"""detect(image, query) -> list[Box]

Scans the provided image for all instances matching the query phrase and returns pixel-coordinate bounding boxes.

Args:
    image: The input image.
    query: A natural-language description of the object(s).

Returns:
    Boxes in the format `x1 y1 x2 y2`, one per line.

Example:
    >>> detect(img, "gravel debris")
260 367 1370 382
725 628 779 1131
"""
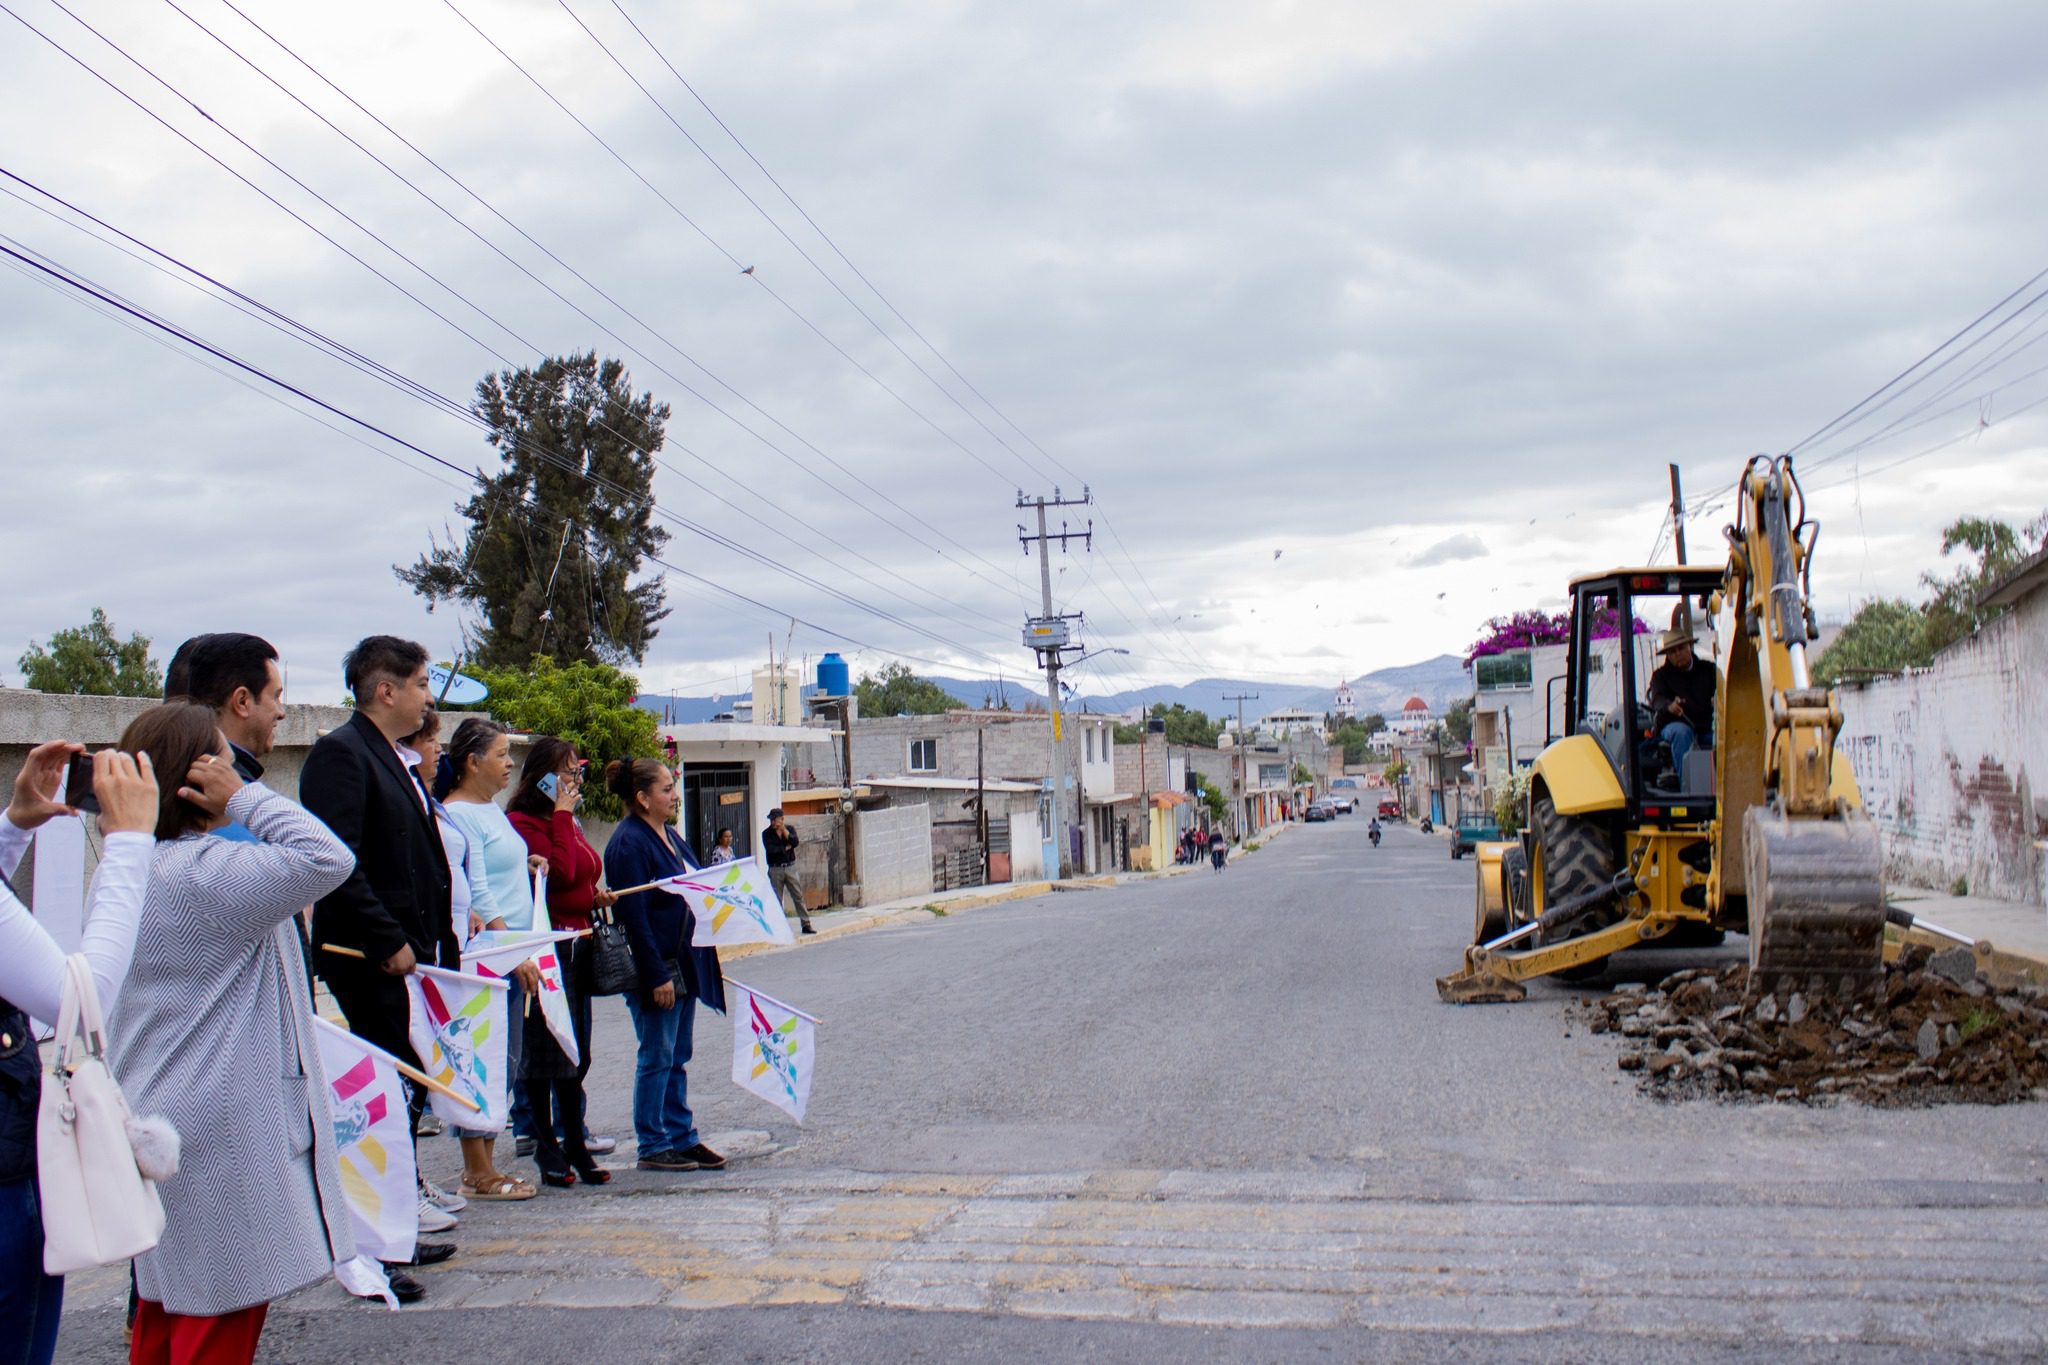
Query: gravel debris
1580 944 2048 1106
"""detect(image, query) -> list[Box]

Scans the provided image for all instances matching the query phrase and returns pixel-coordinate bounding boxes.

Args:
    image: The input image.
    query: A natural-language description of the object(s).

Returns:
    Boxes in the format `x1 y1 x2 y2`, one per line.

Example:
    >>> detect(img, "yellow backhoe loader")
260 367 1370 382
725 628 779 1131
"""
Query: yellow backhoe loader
1438 455 1894 1004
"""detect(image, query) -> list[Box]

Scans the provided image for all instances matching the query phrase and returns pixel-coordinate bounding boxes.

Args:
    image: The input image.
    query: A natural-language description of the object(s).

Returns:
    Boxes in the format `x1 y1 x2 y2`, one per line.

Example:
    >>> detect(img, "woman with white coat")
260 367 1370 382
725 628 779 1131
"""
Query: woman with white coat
0 741 159 1365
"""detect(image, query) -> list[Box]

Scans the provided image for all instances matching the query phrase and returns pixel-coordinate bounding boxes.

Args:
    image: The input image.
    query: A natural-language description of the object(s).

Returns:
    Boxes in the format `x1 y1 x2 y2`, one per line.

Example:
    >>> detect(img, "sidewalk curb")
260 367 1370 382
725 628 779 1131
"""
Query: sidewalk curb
718 864 1197 964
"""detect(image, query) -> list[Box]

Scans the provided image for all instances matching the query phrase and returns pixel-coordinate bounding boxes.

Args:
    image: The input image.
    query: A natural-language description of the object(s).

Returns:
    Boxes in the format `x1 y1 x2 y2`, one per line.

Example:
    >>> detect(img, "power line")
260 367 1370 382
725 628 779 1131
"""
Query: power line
121 0 1032 613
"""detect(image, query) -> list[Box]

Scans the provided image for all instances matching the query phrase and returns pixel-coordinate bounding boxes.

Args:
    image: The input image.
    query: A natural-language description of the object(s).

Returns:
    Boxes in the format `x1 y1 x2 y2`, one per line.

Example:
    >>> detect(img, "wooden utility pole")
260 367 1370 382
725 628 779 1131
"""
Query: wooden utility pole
1018 489 1092 877
977 726 989 884
1667 462 1689 565
1224 692 1259 842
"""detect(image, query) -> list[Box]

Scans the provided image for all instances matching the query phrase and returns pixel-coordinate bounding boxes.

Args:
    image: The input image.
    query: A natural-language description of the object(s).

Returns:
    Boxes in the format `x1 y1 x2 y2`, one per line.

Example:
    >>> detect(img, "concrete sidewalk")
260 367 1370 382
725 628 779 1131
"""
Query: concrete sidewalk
1887 886 2048 963
721 828 1287 965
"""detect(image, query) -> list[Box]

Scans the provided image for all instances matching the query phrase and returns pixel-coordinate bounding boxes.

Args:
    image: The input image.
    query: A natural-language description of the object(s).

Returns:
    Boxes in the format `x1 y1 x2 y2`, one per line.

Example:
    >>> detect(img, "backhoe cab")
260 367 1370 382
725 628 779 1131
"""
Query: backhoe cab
1439 457 1885 1004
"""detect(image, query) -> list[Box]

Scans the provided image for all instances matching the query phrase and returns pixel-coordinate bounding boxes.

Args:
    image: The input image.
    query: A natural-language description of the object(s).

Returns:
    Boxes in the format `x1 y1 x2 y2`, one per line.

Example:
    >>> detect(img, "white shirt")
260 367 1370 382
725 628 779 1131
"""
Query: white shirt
0 814 152 1024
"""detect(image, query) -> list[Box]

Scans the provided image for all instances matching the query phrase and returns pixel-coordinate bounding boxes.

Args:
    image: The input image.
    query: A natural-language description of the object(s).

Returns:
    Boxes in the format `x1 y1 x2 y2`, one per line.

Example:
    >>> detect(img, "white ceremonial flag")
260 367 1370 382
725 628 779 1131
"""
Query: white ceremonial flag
527 872 580 1067
405 963 510 1132
310 1017 417 1268
654 856 797 947
462 929 580 980
727 979 818 1123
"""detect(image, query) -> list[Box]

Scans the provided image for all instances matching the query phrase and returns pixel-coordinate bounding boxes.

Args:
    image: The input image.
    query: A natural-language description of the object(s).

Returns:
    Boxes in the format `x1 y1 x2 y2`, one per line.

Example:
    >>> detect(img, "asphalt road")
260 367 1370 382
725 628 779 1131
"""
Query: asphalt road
57 818 2048 1360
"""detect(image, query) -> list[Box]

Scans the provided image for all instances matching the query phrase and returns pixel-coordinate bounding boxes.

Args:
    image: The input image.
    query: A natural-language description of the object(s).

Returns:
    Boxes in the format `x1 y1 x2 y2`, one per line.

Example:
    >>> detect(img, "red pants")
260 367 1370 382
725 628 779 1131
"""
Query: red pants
130 1299 269 1365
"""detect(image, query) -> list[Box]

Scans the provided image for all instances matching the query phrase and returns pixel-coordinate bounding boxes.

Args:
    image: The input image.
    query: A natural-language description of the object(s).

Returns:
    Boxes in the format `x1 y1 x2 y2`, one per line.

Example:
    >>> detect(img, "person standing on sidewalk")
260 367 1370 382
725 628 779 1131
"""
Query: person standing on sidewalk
762 808 813 935
603 760 726 1174
299 636 460 1279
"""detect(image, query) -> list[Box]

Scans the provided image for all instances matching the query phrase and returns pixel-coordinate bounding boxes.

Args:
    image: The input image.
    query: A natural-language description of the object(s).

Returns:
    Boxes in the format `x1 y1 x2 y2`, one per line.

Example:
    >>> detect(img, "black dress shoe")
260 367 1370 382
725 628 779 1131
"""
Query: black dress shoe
384 1269 426 1304
386 1241 457 1268
678 1142 726 1170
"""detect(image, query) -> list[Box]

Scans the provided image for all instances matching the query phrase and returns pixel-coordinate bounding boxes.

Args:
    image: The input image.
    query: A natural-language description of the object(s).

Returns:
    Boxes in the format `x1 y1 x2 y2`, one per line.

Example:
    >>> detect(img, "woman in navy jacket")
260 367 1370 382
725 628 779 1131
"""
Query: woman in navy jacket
602 759 727 1173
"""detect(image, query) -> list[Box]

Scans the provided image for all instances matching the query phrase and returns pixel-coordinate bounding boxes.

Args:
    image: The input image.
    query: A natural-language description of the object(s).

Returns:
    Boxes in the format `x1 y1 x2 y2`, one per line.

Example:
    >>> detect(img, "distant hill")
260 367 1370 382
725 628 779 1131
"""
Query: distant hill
636 654 1472 726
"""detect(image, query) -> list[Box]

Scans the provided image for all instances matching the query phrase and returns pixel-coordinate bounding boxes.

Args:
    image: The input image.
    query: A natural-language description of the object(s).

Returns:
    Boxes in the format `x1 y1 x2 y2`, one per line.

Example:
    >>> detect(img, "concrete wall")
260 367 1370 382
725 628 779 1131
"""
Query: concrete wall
1838 588 2048 904
849 803 933 906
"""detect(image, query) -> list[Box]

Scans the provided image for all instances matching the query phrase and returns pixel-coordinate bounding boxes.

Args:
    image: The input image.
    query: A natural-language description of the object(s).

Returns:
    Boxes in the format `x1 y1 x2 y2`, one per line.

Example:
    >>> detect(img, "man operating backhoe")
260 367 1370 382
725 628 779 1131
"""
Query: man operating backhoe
1646 628 1715 782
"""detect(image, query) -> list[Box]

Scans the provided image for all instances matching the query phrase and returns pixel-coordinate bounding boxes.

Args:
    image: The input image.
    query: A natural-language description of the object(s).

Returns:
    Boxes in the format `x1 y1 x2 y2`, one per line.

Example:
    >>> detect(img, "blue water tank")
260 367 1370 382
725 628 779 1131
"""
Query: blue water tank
816 651 850 699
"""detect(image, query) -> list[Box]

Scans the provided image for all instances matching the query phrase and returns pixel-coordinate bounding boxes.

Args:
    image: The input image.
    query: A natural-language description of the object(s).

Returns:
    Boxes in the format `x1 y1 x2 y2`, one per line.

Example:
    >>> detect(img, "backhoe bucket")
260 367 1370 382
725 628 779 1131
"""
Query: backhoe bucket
1435 947 1528 1004
1745 808 1886 983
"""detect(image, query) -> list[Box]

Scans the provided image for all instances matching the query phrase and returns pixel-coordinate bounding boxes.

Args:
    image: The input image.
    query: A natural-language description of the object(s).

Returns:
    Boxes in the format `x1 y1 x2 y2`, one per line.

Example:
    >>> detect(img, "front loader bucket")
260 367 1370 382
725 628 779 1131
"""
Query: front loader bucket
1436 947 1528 1004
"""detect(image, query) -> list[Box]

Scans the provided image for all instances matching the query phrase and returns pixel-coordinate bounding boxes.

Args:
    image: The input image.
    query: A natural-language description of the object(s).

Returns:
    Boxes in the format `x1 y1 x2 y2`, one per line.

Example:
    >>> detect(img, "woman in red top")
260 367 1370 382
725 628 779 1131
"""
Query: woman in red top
507 738 614 1187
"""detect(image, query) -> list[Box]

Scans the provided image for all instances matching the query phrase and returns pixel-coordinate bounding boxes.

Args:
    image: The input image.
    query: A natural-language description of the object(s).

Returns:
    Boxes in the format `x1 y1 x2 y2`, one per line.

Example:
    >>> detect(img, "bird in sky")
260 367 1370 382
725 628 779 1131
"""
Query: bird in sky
739 265 756 275
1273 550 1283 560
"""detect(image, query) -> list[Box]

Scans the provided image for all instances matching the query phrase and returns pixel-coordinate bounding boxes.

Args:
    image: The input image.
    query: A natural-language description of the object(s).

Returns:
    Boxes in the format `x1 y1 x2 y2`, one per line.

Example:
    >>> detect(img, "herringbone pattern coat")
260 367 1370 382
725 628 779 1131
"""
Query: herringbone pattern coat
110 784 357 1316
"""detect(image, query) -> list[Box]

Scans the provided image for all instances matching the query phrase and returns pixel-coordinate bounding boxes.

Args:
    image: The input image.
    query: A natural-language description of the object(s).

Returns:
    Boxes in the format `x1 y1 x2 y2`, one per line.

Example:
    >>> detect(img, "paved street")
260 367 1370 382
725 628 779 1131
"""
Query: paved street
60 819 2048 1360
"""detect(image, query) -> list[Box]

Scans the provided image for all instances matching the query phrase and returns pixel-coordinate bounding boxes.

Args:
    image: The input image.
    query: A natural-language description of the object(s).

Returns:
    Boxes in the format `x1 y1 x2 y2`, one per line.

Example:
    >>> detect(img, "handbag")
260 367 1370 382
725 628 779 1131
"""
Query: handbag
37 955 172 1275
587 905 640 996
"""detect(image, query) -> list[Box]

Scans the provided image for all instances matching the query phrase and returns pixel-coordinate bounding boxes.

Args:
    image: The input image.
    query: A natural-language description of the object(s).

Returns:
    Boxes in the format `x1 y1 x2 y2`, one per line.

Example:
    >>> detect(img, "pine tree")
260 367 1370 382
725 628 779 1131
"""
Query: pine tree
398 353 671 667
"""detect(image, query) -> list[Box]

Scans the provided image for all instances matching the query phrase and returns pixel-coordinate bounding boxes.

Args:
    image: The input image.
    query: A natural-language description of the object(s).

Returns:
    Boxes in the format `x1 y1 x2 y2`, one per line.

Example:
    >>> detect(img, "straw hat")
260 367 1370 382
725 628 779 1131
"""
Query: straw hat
1657 628 1697 656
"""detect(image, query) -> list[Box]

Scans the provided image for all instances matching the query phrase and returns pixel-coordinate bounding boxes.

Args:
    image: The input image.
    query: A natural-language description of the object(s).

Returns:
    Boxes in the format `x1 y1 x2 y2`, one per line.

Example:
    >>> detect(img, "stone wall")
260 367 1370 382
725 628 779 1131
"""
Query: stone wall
848 803 933 906
1838 586 2048 904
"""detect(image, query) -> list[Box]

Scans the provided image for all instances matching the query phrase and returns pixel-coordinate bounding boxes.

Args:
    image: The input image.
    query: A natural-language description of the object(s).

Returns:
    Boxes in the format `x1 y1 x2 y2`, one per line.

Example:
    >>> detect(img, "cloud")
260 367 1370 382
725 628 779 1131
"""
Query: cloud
1405 535 1490 568
2 0 2046 701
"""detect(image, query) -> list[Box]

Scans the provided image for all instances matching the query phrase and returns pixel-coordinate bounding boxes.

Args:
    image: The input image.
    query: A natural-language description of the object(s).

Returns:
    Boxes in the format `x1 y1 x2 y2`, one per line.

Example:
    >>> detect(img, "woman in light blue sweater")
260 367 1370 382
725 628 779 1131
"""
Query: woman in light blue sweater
438 718 544 1199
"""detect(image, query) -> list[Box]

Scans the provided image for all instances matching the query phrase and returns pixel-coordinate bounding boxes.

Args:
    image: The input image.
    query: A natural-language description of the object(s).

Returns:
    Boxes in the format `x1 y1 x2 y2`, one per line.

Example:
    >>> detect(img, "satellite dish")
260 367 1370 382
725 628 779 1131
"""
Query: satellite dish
428 665 489 706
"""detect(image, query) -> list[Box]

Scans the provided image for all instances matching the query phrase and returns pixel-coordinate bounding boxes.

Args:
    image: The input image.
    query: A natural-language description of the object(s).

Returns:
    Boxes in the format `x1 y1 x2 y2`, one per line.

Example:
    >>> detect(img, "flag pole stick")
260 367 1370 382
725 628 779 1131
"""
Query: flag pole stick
322 944 368 960
389 1056 483 1114
721 976 824 1025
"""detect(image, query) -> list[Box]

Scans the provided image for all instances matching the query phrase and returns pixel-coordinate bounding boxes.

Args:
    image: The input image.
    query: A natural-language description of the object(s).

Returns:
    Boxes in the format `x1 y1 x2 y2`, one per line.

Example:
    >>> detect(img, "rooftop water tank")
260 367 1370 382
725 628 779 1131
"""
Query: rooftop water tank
816 651 850 699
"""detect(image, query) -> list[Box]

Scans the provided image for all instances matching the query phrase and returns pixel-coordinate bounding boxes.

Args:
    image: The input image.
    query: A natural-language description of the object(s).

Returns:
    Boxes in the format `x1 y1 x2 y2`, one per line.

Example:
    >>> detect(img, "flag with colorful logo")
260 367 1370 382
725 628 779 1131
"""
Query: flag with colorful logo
727 979 818 1123
654 856 796 947
310 1016 416 1267
405 963 509 1131
526 871 580 1067
462 928 580 981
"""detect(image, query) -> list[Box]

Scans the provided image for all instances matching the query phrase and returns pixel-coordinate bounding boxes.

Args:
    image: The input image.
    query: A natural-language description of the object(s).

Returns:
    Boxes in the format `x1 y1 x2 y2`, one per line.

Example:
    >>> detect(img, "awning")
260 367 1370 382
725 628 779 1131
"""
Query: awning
1085 791 1138 806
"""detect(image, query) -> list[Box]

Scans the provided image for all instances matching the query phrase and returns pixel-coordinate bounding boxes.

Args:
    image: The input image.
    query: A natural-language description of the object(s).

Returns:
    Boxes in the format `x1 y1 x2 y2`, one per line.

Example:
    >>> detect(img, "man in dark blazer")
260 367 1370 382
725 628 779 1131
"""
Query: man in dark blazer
300 636 456 1071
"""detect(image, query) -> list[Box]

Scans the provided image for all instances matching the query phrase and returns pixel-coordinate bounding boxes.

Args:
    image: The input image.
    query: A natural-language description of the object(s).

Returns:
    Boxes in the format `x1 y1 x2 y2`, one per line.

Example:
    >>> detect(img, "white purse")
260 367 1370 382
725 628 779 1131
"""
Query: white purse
36 955 173 1275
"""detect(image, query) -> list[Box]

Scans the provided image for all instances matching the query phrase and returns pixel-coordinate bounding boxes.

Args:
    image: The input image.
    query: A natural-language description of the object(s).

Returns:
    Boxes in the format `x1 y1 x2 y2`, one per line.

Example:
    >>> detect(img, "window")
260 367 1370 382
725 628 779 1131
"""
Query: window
908 738 937 772
1475 651 1533 692
1085 728 1095 761
1038 788 1053 839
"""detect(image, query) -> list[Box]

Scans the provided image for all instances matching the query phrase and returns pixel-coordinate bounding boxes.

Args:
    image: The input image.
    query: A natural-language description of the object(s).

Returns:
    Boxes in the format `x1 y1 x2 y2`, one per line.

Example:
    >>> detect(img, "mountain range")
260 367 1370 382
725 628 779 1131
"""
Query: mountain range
636 654 1472 725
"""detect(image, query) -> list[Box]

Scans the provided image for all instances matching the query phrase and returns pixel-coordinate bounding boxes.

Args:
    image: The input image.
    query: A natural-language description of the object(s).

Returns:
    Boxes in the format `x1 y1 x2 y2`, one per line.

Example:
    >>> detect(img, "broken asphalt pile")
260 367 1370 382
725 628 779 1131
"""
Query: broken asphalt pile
1583 944 2048 1105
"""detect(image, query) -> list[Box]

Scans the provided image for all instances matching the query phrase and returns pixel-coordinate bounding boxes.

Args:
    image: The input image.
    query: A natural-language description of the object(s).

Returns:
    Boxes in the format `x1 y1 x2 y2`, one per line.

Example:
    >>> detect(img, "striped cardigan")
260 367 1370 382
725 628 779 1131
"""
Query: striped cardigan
109 784 357 1316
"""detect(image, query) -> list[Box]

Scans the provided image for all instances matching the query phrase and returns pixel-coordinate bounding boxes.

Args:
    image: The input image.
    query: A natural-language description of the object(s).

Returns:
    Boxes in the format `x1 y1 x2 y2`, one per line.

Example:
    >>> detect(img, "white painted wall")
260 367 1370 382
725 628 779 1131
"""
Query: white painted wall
1008 809 1046 882
1838 588 2047 904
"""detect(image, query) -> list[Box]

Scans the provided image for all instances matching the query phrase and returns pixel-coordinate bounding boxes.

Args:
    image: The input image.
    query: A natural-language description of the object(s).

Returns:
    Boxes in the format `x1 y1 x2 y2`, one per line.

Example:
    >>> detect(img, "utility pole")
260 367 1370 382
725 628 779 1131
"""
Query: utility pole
1018 488 1092 877
1667 462 1689 565
1224 692 1258 842
977 726 989 885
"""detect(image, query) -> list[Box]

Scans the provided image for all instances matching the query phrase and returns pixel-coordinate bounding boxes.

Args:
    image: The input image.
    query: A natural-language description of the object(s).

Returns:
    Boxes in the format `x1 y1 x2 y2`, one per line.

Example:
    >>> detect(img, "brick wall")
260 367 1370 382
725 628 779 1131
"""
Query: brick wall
1838 588 2048 904
850 803 933 905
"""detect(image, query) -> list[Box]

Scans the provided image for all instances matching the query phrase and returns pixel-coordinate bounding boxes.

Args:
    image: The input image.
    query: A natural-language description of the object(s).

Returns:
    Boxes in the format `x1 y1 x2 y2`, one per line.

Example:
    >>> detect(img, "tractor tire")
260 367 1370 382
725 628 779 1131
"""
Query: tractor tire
1534 795 1618 980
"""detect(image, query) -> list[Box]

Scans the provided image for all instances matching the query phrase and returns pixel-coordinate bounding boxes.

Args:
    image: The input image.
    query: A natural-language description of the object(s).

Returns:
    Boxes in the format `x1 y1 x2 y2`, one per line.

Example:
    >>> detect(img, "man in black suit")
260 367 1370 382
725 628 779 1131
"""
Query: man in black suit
300 636 458 1286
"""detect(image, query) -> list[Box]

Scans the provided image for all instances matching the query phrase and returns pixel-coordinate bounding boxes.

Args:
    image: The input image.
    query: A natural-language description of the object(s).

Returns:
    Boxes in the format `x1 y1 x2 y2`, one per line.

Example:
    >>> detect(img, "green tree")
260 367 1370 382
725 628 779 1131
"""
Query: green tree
1329 712 1386 765
1813 598 1934 684
398 353 671 668
1142 702 1221 747
1919 513 2046 653
1442 698 1473 745
19 608 162 697
1194 774 1228 825
1383 757 1409 786
463 656 659 820
855 662 965 717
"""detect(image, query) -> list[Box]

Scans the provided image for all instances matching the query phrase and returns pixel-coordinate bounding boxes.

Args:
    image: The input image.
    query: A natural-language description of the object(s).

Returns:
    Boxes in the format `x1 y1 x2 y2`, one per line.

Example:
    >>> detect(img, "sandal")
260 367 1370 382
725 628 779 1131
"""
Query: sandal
459 1174 538 1201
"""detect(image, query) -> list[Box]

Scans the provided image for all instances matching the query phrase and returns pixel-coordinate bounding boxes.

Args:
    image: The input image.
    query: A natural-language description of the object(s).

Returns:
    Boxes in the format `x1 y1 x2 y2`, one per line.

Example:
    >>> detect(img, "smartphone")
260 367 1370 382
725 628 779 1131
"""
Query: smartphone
65 752 99 814
538 772 560 801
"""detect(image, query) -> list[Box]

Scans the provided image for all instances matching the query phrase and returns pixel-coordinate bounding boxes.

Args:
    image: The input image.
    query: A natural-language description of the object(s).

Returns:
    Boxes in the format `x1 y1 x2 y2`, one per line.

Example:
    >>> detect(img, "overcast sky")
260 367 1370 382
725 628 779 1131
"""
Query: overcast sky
4 0 2046 707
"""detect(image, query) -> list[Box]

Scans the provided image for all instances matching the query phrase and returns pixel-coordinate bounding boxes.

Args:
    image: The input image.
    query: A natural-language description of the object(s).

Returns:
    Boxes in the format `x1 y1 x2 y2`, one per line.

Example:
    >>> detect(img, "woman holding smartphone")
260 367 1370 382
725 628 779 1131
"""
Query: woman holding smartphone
505 739 613 1188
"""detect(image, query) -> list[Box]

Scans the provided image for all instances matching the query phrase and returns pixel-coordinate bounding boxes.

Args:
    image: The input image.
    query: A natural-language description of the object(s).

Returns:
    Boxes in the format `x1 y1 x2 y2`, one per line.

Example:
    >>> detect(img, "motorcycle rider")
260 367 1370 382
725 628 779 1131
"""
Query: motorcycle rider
1367 817 1381 847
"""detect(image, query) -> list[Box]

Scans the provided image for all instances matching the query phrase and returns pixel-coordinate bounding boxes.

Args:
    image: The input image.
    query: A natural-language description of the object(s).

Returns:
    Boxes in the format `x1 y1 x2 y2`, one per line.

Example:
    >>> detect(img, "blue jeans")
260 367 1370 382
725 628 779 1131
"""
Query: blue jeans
0 1176 61 1365
623 993 698 1155
1661 720 1700 775
457 975 523 1140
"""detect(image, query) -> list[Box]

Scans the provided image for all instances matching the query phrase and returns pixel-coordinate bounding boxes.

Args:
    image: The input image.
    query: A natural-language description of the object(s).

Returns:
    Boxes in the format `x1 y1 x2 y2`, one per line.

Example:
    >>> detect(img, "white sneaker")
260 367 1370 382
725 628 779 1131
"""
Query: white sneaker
416 1194 457 1234
417 1112 445 1137
420 1178 467 1214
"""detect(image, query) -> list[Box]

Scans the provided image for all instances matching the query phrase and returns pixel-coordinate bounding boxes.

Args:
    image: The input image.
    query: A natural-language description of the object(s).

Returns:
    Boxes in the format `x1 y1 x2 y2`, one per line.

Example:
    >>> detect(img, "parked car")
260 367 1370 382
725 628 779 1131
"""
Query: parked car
1331 796 1355 814
1304 801 1335 823
1451 811 1503 859
1377 798 1402 820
